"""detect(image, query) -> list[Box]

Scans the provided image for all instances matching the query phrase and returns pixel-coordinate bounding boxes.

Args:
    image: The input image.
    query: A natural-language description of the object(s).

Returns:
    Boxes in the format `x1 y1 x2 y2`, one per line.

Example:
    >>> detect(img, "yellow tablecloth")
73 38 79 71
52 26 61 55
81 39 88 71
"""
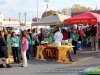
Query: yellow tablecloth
36 45 74 64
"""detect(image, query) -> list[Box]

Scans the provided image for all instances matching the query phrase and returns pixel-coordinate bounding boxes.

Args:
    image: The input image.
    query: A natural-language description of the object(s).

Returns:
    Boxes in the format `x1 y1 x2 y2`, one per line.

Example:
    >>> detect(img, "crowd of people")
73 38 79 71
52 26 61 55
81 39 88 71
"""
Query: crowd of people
0 25 97 68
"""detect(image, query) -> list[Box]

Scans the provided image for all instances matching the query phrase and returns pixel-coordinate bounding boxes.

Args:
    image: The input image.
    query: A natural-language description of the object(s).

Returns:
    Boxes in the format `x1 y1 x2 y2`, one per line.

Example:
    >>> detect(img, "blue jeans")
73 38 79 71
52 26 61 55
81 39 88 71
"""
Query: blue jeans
28 45 32 55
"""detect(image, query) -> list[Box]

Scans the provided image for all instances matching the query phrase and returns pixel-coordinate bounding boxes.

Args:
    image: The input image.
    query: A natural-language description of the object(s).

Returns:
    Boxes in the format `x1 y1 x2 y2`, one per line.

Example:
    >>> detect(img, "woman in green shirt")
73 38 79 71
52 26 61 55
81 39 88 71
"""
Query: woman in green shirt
70 30 79 55
10 32 20 63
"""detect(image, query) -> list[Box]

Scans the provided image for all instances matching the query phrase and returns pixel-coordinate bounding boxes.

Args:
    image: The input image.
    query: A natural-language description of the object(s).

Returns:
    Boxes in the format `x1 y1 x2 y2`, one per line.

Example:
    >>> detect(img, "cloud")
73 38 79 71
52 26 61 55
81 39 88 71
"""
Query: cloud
0 0 100 21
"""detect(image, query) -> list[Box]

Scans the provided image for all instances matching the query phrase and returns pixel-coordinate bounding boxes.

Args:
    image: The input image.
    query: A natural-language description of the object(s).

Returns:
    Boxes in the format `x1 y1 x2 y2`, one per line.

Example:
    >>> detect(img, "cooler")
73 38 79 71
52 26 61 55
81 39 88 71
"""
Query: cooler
77 41 82 49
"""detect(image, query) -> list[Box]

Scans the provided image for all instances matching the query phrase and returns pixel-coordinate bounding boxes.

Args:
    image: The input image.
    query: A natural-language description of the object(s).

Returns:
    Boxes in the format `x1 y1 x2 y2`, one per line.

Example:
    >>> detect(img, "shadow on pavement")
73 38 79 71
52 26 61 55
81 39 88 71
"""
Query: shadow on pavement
71 50 99 62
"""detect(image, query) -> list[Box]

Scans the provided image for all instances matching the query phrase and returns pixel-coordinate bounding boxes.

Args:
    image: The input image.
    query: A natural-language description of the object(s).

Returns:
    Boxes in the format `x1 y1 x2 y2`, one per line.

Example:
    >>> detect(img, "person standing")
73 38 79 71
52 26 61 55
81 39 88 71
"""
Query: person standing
27 29 33 57
32 28 39 58
7 30 12 55
67 29 71 39
20 31 28 67
85 28 91 47
0 31 12 68
54 27 63 41
38 28 44 43
61 29 68 40
70 30 79 55
78 27 84 49
27 29 32 40
43 30 48 38
3 28 8 41
90 25 97 51
10 32 20 64
24 30 32 60
48 29 54 41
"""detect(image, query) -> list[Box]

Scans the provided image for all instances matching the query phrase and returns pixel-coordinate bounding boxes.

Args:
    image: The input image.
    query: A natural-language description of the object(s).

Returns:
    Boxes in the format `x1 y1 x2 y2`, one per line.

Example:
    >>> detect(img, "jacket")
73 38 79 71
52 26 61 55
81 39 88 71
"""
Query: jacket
38 33 44 42
20 37 28 52
4 34 8 41
10 36 19 47
0 37 7 51
28 35 32 45
70 33 79 42
54 31 63 41
90 26 97 36
20 35 32 45
28 33 32 40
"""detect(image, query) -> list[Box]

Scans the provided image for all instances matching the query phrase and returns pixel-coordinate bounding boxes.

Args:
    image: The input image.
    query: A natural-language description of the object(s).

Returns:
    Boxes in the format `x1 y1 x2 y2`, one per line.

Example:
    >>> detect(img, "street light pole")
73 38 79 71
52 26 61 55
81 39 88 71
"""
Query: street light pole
24 13 27 28
44 0 49 17
36 0 38 28
37 0 38 19
19 13 21 27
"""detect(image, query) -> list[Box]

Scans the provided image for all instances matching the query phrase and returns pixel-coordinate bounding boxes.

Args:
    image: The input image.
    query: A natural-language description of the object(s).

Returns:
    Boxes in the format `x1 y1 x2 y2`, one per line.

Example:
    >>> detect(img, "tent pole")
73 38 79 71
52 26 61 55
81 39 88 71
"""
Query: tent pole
63 24 64 28
31 23 32 30
97 22 99 54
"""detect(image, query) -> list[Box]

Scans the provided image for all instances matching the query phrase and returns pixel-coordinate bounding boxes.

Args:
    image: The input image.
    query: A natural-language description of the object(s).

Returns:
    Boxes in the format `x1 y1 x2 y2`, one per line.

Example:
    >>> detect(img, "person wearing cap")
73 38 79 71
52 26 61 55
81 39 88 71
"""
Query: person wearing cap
70 30 79 55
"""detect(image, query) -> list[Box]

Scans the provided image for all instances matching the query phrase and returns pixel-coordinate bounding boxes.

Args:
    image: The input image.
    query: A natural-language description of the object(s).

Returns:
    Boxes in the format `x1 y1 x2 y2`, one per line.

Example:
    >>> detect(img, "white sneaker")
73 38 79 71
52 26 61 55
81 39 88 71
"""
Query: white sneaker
78 48 82 50
21 65 27 67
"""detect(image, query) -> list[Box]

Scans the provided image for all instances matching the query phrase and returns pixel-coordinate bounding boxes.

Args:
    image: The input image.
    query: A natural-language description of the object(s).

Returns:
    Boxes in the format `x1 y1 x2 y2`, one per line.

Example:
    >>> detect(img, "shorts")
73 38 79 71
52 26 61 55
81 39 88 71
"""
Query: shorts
0 50 8 58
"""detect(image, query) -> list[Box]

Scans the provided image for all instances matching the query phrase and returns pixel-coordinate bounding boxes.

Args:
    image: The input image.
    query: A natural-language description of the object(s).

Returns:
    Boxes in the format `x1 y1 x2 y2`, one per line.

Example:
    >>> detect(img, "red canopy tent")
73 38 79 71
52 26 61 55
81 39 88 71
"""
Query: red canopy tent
63 12 100 53
63 12 100 24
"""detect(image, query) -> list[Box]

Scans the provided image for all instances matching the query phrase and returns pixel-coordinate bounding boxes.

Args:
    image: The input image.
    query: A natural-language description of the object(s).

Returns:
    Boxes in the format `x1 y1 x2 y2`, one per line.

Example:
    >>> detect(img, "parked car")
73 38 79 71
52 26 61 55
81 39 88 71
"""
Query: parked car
5 27 13 30
12 28 20 35
0 26 3 31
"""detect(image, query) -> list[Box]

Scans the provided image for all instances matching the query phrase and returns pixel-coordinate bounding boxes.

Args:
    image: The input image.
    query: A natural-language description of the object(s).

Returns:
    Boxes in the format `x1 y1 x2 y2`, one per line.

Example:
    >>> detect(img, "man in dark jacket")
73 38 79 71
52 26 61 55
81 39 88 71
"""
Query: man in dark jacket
90 25 97 51
38 28 44 43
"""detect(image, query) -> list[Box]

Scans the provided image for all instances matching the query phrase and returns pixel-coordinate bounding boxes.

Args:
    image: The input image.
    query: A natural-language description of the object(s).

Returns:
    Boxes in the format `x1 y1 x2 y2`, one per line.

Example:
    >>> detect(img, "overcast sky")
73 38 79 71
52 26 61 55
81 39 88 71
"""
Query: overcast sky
0 0 99 21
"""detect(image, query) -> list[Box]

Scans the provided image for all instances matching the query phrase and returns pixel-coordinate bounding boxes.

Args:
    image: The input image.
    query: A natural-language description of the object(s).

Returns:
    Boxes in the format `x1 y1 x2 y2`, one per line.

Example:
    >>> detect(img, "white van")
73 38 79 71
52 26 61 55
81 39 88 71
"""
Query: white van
12 28 20 35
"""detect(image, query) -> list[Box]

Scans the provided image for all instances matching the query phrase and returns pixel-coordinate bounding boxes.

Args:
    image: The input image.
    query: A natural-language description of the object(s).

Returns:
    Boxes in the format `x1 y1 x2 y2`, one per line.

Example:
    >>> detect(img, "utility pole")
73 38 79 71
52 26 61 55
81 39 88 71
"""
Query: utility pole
44 0 49 17
36 0 38 28
19 13 21 27
24 13 27 28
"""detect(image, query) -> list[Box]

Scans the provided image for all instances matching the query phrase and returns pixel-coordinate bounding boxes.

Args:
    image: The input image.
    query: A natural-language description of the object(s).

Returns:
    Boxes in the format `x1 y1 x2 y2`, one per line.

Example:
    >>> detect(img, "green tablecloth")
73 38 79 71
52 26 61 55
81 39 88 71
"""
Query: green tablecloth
44 38 53 43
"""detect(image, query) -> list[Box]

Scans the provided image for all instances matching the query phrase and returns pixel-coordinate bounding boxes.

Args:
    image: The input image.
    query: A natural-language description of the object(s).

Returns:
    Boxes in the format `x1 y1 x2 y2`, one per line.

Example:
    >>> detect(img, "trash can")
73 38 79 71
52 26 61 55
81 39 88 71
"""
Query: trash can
77 41 82 49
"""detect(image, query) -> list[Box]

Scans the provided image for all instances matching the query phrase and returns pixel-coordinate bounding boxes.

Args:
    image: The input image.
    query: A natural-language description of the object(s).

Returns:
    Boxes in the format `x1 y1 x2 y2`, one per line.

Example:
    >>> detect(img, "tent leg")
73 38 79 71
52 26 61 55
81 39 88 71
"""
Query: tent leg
97 23 100 54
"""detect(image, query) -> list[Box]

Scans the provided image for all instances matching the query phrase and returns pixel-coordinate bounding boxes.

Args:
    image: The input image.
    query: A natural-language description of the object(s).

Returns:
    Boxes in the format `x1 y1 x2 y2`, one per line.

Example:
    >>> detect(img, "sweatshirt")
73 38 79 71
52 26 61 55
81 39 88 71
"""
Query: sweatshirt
20 37 28 52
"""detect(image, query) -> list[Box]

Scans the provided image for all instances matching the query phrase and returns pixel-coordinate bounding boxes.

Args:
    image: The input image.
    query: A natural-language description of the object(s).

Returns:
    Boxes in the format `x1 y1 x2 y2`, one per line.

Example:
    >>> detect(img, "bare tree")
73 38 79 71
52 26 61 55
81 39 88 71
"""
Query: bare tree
61 8 67 15
70 4 92 13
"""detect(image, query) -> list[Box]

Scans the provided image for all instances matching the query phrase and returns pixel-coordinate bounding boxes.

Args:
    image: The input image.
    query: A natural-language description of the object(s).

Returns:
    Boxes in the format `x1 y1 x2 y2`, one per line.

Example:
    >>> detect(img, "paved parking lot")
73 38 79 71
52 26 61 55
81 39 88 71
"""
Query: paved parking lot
0 49 100 75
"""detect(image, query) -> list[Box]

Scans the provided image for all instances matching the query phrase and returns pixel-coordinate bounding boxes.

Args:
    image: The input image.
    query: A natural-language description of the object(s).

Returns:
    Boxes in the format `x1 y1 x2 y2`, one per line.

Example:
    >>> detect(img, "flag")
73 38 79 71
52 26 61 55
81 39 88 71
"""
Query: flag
94 6 97 13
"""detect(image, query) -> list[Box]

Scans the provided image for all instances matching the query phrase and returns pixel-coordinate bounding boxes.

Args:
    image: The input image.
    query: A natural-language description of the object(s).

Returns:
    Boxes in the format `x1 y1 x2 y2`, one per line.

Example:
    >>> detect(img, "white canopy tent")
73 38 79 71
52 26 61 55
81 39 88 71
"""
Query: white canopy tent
31 13 71 26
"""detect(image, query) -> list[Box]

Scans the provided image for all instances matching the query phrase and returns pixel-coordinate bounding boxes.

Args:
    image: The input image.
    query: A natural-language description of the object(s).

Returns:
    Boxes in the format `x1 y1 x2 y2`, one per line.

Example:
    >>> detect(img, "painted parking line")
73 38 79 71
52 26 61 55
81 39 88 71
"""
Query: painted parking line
73 55 99 64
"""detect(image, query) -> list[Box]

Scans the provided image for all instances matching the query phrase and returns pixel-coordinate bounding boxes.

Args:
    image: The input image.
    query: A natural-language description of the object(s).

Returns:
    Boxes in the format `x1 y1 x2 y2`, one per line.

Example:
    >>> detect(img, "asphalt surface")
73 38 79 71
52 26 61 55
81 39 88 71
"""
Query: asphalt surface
0 48 100 75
